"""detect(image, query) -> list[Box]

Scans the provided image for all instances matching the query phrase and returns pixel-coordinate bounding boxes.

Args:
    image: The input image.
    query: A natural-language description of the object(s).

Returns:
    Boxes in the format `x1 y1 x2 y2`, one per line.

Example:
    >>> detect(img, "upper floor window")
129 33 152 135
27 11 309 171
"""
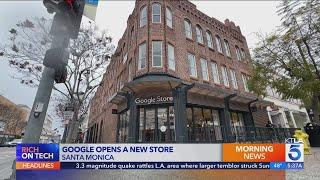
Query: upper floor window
240 48 246 60
221 66 229 87
128 61 132 81
184 19 192 39
138 43 146 69
166 7 173 28
230 69 238 89
123 53 128 63
187 53 197 77
152 41 162 67
224 40 231 57
196 25 203 44
242 73 249 92
215 35 223 53
167 44 175 71
206 31 213 49
140 6 147 27
235 46 242 61
211 62 220 84
152 3 161 23
130 26 135 43
200 58 209 81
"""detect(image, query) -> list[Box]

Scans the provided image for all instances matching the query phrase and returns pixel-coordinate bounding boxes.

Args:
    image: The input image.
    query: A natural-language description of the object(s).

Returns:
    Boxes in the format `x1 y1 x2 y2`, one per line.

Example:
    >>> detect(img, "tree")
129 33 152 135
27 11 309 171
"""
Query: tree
248 0 320 123
0 17 114 142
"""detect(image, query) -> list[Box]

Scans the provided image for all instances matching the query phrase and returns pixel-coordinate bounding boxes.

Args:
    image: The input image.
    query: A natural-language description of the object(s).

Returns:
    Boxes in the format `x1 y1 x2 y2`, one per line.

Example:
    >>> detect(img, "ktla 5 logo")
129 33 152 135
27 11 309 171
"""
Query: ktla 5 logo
285 138 304 162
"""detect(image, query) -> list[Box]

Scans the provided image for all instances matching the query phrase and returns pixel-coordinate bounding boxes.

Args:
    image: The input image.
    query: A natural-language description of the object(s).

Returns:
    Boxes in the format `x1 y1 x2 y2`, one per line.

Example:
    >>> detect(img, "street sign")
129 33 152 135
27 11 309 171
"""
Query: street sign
84 0 99 20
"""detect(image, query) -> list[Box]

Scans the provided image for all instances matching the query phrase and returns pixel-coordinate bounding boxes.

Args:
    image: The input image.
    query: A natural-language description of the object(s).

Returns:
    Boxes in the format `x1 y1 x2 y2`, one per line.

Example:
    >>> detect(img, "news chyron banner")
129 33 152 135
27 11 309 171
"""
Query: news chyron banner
16 138 303 170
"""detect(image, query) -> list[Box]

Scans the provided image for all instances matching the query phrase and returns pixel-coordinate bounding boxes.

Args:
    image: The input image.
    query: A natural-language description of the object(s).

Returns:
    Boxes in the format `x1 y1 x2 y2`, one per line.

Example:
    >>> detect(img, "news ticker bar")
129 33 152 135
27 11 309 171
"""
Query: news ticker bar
16 162 304 170
16 140 304 170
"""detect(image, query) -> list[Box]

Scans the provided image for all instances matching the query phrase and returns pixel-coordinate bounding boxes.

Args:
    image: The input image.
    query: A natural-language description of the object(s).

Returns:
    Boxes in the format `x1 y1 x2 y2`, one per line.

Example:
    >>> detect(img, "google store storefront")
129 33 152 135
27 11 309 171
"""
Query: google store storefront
108 74 270 144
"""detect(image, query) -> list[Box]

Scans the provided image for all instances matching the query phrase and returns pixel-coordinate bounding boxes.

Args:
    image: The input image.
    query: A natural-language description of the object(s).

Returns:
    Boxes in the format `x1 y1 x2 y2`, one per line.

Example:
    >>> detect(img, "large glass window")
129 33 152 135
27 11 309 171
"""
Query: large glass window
206 31 213 48
138 43 146 69
152 3 161 23
184 19 192 39
152 41 162 67
145 108 156 142
166 7 173 28
221 66 229 87
224 40 231 57
215 35 223 53
200 58 209 81
167 44 175 71
118 110 129 143
158 108 168 142
187 53 197 77
230 69 238 89
140 6 147 27
196 25 203 44
211 62 220 84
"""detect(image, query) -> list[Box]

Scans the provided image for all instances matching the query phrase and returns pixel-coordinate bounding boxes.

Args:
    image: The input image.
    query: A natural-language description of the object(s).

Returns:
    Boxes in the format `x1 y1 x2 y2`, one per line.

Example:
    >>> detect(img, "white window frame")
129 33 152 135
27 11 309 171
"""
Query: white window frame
166 7 173 28
152 3 161 23
184 19 192 39
242 73 249 92
187 53 197 78
152 41 162 67
230 69 238 89
224 40 231 57
140 6 147 27
206 31 213 48
138 43 146 70
211 62 220 84
196 25 203 44
221 66 229 87
167 44 175 71
200 58 209 81
241 48 246 60
215 35 223 53
236 46 242 61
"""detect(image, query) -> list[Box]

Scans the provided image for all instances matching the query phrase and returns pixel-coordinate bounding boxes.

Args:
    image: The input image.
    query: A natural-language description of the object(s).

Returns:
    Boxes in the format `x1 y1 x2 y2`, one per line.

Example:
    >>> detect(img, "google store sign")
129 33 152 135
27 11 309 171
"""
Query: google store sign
135 96 173 105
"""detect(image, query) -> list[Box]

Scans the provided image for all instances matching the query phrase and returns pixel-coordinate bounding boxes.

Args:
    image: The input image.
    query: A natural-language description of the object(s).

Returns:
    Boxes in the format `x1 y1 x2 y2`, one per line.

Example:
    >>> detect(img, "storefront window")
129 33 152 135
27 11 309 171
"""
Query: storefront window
138 108 145 142
145 108 156 142
158 108 168 142
118 110 129 143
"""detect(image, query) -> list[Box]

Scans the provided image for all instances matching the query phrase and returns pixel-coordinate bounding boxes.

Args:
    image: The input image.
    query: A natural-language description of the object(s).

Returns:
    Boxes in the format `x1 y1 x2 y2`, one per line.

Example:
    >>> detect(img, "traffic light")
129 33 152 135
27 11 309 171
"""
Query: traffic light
43 0 85 39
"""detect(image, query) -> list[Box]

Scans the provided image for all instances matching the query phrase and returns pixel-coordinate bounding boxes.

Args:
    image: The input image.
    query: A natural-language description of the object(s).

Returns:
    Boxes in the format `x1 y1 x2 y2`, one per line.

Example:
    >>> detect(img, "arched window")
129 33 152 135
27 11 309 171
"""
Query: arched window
140 6 147 27
195 25 203 44
224 40 231 57
152 3 161 23
235 46 241 61
184 19 192 39
166 7 173 28
215 35 223 53
206 31 213 48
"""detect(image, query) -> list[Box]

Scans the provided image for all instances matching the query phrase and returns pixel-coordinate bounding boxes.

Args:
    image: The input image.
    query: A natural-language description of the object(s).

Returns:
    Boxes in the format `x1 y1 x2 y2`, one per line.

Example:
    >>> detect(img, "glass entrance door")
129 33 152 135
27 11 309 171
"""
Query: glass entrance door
138 106 175 143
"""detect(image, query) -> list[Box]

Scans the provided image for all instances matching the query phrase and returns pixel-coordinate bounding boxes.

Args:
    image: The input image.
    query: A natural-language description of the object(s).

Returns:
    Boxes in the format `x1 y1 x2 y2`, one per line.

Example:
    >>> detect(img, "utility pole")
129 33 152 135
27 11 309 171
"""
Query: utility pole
22 0 85 143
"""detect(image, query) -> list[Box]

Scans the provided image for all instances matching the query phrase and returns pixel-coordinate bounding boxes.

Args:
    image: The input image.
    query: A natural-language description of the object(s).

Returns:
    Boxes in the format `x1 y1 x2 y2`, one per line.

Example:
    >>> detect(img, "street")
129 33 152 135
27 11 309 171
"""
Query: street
0 147 15 180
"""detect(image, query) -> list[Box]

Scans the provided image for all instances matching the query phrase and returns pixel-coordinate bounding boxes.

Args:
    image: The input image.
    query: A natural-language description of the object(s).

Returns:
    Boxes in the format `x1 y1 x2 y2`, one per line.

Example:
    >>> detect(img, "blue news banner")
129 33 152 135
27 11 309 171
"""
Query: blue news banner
16 144 304 170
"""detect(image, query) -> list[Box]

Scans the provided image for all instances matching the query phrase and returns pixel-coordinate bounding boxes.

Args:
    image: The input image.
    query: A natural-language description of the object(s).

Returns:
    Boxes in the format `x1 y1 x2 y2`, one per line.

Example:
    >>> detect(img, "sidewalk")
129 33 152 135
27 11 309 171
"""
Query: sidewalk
286 147 320 180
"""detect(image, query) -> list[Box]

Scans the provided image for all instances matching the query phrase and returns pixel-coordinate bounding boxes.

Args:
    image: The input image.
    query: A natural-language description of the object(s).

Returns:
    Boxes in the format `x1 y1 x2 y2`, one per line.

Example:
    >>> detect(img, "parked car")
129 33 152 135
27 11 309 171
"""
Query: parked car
5 139 22 147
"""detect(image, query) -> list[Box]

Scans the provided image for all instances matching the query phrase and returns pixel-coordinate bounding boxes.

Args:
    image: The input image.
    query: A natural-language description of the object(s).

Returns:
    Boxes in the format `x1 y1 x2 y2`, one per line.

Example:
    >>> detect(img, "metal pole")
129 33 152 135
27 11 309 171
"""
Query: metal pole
22 15 70 143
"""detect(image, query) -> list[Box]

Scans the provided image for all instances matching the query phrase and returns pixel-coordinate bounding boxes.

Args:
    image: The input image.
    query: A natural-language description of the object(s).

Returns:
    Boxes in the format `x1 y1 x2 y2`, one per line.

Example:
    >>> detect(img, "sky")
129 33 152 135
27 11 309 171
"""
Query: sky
0 0 282 133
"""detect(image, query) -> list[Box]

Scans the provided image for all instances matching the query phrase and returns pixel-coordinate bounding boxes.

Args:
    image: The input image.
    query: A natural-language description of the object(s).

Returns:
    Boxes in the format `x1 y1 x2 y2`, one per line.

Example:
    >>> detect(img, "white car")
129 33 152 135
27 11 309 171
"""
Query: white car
6 139 22 147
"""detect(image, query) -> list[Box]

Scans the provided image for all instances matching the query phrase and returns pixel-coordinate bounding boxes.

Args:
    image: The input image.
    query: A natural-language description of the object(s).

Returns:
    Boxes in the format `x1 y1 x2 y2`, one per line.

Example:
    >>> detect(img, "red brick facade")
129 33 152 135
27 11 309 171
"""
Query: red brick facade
88 0 268 143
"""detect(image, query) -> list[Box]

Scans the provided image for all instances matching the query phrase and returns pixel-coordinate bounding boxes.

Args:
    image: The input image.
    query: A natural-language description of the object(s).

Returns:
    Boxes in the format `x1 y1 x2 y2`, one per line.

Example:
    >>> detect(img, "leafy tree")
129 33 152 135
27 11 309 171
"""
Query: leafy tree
248 0 320 123
0 17 114 142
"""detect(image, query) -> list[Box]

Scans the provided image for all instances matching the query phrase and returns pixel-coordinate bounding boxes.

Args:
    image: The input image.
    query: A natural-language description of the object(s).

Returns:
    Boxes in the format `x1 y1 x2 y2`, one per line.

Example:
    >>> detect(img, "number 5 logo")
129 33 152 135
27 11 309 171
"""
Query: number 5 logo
288 144 301 161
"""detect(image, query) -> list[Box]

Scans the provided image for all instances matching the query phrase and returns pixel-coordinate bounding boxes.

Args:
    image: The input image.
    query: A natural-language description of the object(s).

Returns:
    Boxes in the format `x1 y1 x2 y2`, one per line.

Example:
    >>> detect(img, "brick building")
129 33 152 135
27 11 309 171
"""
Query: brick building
88 0 278 144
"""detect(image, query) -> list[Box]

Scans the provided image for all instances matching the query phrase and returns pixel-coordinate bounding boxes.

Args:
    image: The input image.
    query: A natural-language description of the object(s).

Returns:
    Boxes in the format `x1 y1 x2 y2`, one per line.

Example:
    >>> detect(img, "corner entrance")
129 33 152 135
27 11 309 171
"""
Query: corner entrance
138 106 175 143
